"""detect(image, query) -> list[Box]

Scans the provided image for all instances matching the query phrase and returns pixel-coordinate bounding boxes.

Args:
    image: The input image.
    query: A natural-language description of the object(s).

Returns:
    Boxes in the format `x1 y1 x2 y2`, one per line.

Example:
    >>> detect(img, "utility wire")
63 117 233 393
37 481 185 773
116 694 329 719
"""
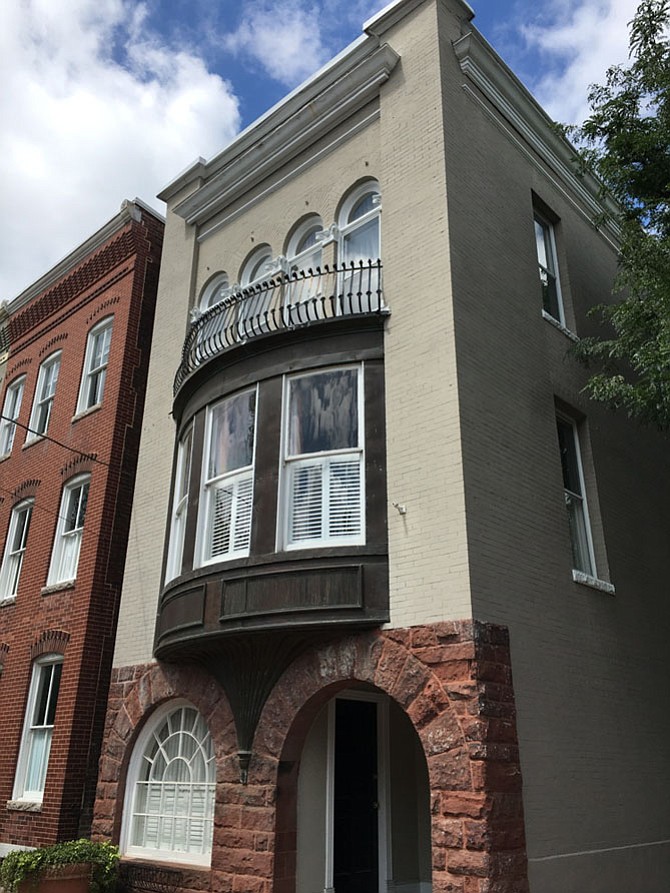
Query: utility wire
0 414 110 468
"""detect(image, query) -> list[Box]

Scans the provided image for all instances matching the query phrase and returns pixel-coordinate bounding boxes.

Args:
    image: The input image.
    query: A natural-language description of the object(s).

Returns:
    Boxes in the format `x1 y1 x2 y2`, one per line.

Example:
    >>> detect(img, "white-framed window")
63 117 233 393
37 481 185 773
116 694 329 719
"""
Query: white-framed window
165 425 193 582
238 246 274 335
0 499 33 601
197 388 257 565
240 246 274 289
122 701 215 865
13 654 63 802
281 365 364 549
77 318 113 413
338 182 381 313
534 213 564 324
199 273 230 311
46 474 90 586
283 218 324 324
556 415 596 577
26 352 61 442
0 376 26 456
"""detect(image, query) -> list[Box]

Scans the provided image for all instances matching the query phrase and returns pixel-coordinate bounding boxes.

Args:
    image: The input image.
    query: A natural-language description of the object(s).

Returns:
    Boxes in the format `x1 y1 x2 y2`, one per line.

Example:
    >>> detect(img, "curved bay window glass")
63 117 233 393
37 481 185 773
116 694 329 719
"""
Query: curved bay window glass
283 366 364 548
198 388 257 564
165 425 193 582
125 703 215 864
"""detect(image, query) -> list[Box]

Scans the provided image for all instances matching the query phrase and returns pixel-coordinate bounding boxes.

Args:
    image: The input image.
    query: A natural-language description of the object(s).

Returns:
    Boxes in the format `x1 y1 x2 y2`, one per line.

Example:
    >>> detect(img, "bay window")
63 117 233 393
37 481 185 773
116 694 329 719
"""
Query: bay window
282 366 364 548
198 389 257 564
165 425 193 582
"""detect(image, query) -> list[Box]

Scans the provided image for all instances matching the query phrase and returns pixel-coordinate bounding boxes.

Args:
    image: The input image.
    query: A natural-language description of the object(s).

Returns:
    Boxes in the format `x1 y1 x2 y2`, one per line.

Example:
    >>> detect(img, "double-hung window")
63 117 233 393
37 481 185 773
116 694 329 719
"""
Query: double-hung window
27 352 61 441
282 366 364 548
284 219 324 324
77 318 113 413
165 425 193 582
199 389 256 564
0 376 25 456
556 415 596 577
0 499 33 601
47 475 90 585
534 213 564 323
14 655 63 802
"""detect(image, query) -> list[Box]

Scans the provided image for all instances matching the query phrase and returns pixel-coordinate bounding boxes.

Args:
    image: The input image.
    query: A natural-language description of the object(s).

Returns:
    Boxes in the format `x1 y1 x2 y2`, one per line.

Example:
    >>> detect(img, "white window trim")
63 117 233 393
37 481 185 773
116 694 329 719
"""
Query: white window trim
338 182 382 260
0 376 26 457
199 273 230 311
120 699 215 866
165 425 193 583
534 212 565 326
239 245 274 289
13 654 63 803
46 474 90 586
279 364 365 551
0 499 33 602
76 318 113 414
196 389 258 566
556 414 597 579
26 352 61 443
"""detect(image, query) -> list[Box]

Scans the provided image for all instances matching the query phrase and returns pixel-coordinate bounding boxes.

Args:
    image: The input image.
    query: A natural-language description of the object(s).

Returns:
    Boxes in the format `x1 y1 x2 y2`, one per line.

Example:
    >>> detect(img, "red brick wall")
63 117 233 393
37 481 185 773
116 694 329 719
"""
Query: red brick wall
93 621 529 893
0 211 162 848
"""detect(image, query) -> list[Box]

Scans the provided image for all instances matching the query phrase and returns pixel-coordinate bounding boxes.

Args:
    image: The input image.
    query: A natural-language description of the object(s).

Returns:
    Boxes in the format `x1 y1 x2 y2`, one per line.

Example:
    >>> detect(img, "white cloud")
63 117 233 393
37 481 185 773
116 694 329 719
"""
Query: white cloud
0 0 241 300
521 0 639 124
224 1 330 86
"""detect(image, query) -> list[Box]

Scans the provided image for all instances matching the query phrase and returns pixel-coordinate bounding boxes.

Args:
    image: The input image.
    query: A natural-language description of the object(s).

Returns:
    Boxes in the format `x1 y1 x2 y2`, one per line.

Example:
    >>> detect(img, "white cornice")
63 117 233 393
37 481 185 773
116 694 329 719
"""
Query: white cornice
8 200 164 313
364 0 473 37
170 43 400 227
453 30 619 242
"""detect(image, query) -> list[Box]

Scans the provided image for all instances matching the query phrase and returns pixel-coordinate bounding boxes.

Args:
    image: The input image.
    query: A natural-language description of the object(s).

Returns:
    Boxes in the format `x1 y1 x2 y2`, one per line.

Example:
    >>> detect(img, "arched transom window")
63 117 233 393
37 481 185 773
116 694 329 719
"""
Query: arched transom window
124 703 216 864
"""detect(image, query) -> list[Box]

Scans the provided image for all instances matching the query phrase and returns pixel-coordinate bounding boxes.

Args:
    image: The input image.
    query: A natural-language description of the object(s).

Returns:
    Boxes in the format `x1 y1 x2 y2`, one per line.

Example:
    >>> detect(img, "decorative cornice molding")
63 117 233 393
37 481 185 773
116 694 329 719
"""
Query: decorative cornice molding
7 199 163 312
453 30 620 243
170 43 399 226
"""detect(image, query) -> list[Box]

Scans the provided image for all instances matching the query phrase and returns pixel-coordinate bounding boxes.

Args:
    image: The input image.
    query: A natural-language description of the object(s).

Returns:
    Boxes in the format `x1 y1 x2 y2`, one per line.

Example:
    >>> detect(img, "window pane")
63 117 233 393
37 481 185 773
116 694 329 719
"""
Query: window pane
556 418 582 496
208 391 256 479
343 217 379 266
288 369 358 455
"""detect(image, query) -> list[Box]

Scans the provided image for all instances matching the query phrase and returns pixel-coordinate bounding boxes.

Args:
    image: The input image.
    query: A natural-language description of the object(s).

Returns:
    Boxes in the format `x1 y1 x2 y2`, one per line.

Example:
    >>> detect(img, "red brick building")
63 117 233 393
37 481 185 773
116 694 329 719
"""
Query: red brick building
0 200 163 853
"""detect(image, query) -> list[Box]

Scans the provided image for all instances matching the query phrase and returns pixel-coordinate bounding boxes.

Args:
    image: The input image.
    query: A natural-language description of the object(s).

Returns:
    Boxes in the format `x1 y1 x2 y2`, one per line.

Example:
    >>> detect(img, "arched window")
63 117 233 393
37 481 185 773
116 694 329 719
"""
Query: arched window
240 246 273 289
123 702 216 864
286 217 323 276
338 182 381 268
199 273 230 310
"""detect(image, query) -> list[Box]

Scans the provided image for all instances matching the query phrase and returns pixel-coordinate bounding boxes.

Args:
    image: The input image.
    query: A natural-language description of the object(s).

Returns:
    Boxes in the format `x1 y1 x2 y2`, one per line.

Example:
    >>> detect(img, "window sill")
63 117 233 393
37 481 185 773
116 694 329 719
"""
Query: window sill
0 452 10 463
6 799 42 812
72 403 102 423
22 434 46 450
41 580 76 596
542 310 578 342
572 569 615 595
0 595 17 608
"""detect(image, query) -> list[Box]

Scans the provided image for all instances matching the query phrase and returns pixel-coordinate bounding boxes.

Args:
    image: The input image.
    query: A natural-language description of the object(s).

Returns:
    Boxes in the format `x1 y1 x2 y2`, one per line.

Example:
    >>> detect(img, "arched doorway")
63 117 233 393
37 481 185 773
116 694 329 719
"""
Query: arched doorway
296 690 431 893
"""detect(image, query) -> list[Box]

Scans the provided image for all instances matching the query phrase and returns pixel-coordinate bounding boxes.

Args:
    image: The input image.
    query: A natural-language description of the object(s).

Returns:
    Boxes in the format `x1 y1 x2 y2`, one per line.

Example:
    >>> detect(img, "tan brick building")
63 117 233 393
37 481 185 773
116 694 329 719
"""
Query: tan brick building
93 1 670 891
0 201 163 851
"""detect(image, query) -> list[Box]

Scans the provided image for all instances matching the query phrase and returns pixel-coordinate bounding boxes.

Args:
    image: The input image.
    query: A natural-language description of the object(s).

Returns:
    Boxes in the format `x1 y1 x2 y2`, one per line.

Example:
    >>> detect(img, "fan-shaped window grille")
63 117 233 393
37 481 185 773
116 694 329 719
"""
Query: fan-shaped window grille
126 704 216 864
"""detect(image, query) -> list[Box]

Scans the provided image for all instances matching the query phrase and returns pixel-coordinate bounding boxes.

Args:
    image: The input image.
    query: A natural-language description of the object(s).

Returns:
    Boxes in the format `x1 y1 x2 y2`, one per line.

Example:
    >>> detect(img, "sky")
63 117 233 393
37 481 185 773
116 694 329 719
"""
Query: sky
1 0 640 301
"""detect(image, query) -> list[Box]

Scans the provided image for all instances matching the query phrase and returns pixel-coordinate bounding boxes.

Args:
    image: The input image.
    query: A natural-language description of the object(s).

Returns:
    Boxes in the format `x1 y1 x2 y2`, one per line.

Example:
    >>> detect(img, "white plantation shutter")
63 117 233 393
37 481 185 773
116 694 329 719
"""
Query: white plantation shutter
290 463 323 542
287 456 362 546
328 458 361 537
206 472 253 560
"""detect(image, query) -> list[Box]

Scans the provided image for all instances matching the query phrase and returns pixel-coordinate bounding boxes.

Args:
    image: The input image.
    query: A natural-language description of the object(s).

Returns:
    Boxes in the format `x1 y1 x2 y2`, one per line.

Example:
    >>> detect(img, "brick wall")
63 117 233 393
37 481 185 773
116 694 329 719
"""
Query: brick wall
93 620 529 893
0 208 163 848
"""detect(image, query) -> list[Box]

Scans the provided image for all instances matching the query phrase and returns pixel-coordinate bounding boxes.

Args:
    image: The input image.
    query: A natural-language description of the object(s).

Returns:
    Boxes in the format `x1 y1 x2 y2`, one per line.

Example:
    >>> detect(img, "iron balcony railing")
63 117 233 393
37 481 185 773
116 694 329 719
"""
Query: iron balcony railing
174 260 385 394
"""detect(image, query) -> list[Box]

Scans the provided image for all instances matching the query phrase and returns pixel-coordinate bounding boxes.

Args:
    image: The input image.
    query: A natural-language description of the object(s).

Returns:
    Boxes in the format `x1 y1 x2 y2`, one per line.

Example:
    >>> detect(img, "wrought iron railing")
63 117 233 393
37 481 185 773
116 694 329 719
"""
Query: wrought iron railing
174 260 385 394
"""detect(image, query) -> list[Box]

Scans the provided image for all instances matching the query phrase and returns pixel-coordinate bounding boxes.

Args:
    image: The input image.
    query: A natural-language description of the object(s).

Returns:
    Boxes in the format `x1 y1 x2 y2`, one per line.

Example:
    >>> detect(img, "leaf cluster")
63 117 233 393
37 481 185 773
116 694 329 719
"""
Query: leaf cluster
0 839 119 893
569 0 670 430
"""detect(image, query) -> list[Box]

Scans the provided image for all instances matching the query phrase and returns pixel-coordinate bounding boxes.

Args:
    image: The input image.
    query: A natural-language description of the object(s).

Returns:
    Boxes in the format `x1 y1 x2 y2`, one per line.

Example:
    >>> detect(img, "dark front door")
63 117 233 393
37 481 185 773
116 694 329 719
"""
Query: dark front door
333 699 379 893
